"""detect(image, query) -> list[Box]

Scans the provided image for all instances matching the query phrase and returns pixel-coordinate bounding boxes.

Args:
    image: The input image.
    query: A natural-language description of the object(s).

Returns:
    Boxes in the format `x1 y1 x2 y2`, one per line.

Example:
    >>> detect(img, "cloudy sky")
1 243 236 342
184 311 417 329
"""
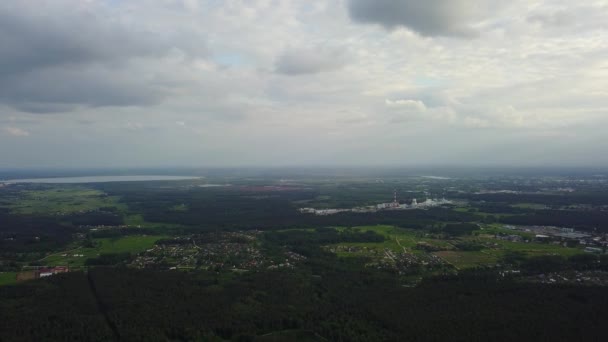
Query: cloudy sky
1 0 607 168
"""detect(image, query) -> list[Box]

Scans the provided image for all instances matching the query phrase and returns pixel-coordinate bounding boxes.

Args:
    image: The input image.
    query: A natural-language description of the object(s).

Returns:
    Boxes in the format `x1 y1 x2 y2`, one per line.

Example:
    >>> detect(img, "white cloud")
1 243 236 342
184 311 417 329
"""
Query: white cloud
1 0 607 167
275 46 349 75
2 126 30 137
385 99 427 111
126 122 144 131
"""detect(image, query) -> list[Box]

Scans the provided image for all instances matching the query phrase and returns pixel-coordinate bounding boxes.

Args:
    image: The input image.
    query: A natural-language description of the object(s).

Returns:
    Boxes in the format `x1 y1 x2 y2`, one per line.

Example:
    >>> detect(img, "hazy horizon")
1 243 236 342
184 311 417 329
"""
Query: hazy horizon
1 1 607 168
2 165 608 182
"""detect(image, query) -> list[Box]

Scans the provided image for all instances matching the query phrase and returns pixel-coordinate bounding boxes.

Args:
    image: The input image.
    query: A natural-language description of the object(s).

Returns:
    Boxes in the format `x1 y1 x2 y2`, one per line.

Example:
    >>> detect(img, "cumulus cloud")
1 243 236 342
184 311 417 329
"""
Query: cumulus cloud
0 0 607 167
0 1 205 113
0 65 164 113
384 99 430 124
385 99 427 111
347 0 487 37
527 3 608 32
0 2 161 75
527 10 574 27
126 122 144 131
463 116 491 128
275 47 348 75
2 126 30 137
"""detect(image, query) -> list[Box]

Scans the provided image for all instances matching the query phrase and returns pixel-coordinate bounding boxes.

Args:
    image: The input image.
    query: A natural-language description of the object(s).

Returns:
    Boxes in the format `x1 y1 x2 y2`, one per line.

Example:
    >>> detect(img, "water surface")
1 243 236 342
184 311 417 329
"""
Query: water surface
3 175 201 184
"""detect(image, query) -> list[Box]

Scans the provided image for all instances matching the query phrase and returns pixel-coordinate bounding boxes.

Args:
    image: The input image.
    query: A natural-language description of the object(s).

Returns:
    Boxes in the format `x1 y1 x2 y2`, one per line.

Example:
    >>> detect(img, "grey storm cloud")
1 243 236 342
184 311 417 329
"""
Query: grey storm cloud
275 47 348 75
347 0 483 37
0 66 163 113
0 2 204 113
0 4 157 76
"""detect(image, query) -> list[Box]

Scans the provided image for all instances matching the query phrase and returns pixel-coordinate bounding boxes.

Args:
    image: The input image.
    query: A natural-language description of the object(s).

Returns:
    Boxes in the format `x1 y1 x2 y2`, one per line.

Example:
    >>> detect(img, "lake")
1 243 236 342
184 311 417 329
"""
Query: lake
2 175 201 184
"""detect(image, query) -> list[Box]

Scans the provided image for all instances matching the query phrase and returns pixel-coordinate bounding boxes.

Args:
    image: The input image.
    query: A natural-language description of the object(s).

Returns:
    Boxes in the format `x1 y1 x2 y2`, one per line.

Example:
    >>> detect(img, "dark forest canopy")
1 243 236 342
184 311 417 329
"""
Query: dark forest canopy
1 268 608 342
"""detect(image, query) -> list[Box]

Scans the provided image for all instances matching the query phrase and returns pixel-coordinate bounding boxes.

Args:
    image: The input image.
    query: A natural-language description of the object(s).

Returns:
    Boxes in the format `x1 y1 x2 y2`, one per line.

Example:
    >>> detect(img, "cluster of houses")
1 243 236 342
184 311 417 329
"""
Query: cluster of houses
132 232 275 271
16 266 69 282
503 225 607 253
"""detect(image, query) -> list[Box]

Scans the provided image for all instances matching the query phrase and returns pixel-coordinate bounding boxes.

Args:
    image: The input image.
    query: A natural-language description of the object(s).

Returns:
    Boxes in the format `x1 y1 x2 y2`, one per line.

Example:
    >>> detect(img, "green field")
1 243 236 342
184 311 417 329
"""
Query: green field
5 187 126 215
123 213 192 230
453 207 516 218
124 214 148 226
482 239 583 257
0 272 17 286
433 251 498 269
329 225 454 258
478 224 536 239
327 225 585 269
512 203 548 210
354 225 453 248
42 235 165 267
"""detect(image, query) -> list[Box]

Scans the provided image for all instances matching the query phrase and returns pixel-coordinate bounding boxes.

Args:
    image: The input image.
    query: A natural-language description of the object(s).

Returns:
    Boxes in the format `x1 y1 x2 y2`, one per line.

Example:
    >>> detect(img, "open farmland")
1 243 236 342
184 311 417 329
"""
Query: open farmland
328 225 452 255
0 272 17 286
41 235 165 267
4 187 125 215
433 251 499 269
327 225 587 270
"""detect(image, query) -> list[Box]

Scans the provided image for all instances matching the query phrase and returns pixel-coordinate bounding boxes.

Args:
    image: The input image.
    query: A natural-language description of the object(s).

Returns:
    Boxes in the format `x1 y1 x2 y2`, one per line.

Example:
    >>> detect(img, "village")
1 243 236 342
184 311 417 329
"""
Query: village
130 231 307 271
499 224 608 253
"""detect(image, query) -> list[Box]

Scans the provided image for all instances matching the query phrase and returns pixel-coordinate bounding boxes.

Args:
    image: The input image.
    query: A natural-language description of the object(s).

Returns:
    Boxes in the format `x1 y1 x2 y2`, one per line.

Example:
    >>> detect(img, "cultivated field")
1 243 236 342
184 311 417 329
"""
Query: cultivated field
0 272 17 286
42 235 165 267
5 187 125 215
328 225 585 269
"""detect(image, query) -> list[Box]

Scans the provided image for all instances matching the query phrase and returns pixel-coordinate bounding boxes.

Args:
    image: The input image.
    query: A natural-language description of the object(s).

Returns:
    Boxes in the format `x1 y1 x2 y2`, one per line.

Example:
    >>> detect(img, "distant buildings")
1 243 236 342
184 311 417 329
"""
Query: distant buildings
16 266 69 282
496 234 524 243
584 247 603 254
299 190 452 216
504 224 605 251
39 266 69 278
535 234 550 241
306 208 351 216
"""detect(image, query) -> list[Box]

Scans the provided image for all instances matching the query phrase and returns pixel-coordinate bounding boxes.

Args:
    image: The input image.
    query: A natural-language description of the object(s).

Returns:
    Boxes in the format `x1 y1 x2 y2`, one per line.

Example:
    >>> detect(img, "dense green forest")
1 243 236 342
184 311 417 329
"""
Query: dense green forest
1 266 608 341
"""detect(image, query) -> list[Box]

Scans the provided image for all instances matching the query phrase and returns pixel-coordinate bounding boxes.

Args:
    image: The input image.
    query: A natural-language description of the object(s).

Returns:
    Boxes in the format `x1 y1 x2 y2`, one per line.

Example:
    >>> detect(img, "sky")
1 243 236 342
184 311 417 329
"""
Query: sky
0 0 607 168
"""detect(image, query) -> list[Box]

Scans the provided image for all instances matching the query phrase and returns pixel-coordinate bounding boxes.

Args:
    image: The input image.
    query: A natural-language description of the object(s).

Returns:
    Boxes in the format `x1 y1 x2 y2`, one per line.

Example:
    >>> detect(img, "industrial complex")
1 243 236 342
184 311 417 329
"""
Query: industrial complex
299 190 452 216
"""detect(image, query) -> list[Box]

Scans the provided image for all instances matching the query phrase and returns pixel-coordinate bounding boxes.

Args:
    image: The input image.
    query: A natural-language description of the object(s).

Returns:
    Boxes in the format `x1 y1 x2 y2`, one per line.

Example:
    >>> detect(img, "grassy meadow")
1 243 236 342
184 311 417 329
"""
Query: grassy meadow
327 225 585 269
5 187 125 215
41 235 165 267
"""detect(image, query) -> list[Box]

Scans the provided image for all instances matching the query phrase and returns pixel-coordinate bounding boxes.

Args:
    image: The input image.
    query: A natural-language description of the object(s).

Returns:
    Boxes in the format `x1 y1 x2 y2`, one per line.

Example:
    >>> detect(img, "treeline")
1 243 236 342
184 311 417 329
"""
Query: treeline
500 210 608 231
0 212 75 254
89 228 161 238
432 223 479 236
94 186 478 231
461 199 608 232
501 252 608 274
2 267 608 341
85 253 132 266
264 228 384 246
65 210 124 226
262 228 384 258
458 191 608 206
